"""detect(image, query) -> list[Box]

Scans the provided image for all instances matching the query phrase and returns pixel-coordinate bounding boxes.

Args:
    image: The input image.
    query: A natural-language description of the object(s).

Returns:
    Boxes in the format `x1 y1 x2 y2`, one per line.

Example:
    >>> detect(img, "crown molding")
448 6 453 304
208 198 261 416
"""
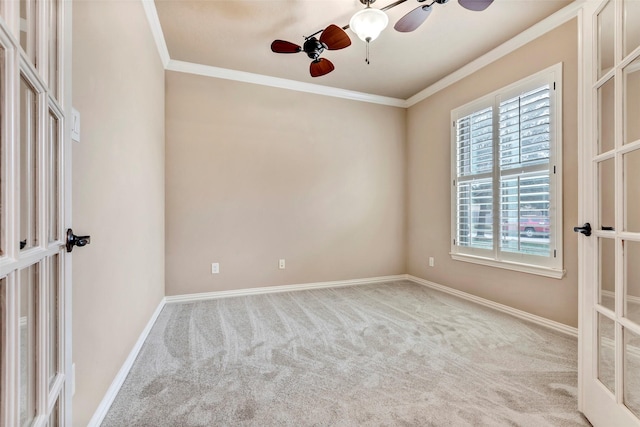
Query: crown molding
143 0 584 108
166 59 408 107
141 0 170 67
405 0 585 107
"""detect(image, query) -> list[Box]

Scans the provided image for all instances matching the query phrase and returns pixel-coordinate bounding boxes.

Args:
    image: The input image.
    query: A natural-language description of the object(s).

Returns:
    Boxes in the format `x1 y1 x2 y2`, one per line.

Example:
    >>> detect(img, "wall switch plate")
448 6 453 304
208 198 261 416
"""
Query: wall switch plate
429 257 435 267
211 263 219 274
71 108 80 142
279 259 285 269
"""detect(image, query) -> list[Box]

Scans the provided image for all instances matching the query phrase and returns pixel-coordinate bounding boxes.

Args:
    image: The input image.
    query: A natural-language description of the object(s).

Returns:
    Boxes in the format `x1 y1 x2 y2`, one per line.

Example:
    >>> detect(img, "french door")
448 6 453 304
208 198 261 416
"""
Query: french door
0 0 72 425
579 0 640 425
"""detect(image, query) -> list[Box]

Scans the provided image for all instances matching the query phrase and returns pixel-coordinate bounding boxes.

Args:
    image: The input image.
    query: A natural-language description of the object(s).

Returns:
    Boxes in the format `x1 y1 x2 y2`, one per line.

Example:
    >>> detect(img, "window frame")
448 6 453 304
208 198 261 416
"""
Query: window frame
450 63 565 279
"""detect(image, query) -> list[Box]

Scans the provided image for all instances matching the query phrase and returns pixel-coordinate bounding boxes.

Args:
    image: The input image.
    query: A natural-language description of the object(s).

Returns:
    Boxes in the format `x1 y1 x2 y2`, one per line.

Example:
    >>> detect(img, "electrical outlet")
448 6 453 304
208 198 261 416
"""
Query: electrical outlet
429 257 435 267
279 259 285 269
211 263 219 274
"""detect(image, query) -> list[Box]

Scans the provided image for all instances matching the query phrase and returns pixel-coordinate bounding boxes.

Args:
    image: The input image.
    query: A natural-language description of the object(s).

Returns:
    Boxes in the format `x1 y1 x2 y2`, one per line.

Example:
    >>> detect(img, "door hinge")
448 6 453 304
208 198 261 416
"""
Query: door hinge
453 238 457 245
453 179 456 186
553 81 556 90
553 165 556 174
554 249 557 258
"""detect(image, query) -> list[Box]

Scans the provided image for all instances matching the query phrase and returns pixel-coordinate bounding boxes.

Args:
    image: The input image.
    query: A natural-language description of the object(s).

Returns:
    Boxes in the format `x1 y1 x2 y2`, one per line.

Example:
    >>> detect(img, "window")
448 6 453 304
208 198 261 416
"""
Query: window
450 64 564 278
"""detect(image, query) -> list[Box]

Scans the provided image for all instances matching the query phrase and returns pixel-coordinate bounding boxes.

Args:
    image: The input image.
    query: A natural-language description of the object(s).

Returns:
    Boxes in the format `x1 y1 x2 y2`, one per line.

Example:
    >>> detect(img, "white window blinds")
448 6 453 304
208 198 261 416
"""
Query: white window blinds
499 85 551 169
450 65 563 277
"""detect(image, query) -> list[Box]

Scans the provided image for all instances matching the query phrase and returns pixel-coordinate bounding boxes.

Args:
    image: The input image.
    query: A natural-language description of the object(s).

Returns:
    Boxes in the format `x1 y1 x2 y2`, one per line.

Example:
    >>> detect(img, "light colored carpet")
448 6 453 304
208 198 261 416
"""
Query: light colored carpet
102 280 590 426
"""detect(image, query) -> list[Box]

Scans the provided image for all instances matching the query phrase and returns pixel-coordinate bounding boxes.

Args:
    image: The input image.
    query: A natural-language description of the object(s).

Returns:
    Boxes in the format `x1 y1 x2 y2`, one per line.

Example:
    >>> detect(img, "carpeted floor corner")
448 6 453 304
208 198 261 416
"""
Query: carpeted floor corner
101 280 590 426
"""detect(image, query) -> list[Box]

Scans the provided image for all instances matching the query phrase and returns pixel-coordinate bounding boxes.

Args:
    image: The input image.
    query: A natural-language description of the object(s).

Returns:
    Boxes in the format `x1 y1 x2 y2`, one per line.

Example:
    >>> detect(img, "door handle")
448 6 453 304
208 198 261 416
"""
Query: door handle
66 228 91 252
573 222 592 237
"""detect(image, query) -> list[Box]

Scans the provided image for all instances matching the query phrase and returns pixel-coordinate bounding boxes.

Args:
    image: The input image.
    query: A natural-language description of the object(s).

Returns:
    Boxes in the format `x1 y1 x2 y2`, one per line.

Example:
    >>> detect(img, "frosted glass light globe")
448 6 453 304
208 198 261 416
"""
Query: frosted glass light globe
349 8 388 42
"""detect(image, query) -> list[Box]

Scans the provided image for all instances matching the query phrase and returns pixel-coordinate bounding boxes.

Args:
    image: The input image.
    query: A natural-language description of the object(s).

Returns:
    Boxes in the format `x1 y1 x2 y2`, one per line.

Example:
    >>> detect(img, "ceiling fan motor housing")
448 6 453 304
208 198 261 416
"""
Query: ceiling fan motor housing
303 37 326 60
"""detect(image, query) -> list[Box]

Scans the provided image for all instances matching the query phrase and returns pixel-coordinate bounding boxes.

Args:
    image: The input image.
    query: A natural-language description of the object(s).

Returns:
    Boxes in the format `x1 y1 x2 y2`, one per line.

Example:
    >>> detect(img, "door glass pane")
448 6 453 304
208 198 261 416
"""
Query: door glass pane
48 0 59 100
599 157 615 231
625 149 640 232
626 240 640 324
624 327 640 417
601 238 616 311
599 78 615 153
598 312 616 394
624 0 640 57
48 110 59 243
49 396 60 427
19 0 36 65
20 76 38 251
20 264 39 426
624 56 640 145
598 0 616 78
48 254 59 388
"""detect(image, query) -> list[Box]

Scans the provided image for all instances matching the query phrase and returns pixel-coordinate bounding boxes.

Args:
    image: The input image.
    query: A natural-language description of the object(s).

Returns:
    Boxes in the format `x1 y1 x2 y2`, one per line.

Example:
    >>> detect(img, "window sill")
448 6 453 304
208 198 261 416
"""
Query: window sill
450 253 565 279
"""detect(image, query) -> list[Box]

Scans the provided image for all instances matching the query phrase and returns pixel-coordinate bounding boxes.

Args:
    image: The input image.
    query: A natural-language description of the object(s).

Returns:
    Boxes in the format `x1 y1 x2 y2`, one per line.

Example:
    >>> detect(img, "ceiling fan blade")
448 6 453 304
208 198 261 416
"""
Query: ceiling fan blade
394 5 432 33
319 24 352 50
458 0 493 11
310 58 335 77
271 40 302 53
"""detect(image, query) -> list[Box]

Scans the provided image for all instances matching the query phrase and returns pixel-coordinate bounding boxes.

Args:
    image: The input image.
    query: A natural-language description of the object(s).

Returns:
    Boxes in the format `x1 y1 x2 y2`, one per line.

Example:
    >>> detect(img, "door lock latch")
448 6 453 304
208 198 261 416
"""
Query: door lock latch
573 222 592 237
66 229 91 252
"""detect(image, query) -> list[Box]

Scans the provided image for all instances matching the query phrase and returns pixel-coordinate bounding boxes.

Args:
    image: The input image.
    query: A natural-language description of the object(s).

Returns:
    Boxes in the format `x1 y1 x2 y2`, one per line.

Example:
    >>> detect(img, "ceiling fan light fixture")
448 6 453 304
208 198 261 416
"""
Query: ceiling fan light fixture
349 7 389 42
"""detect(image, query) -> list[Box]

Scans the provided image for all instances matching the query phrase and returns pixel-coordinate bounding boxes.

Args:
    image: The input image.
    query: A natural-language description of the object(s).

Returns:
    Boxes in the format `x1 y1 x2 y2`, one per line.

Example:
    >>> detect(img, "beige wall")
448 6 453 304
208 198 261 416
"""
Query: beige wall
71 1 165 425
68 11 587 423
406 19 580 327
165 72 406 296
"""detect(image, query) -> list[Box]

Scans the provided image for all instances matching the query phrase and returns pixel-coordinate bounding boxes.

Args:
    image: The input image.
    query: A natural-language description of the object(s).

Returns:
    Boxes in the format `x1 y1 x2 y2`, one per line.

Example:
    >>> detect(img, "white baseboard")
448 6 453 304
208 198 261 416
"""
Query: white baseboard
167 274 578 337
165 274 408 304
407 275 578 337
87 297 167 427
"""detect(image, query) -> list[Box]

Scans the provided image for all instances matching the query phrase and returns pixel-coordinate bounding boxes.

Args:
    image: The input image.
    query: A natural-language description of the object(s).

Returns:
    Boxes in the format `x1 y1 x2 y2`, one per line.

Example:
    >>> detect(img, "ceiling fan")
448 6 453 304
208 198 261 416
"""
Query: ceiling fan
270 0 494 77
270 25 352 78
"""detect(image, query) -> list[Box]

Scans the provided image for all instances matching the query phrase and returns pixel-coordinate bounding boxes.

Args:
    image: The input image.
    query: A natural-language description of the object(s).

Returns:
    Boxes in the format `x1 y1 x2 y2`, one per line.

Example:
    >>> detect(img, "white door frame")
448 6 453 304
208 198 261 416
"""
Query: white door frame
62 0 73 424
577 0 597 416
578 0 640 425
0 0 73 423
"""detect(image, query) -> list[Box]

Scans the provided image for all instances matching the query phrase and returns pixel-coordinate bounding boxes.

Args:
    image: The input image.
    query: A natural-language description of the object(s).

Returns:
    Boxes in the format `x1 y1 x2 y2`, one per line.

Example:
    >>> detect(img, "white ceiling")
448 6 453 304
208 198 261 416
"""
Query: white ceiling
154 0 573 100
